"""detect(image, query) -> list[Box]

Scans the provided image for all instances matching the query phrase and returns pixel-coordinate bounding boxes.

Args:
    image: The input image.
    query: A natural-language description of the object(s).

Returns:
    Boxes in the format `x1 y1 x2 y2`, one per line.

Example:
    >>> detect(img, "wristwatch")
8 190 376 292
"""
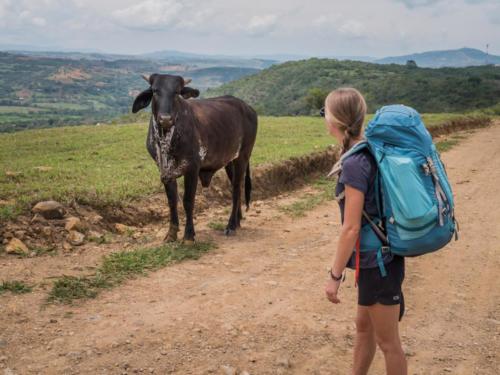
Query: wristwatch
328 269 343 281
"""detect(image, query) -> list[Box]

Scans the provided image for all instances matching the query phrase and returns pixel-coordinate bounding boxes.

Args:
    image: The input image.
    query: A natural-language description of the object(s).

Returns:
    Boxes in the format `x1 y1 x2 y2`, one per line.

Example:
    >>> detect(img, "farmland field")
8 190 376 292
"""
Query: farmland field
0 113 484 219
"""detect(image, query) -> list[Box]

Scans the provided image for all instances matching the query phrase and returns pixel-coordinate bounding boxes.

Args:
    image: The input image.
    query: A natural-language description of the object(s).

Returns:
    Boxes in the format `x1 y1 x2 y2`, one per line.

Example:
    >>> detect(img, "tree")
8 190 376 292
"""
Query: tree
406 60 418 68
305 87 328 111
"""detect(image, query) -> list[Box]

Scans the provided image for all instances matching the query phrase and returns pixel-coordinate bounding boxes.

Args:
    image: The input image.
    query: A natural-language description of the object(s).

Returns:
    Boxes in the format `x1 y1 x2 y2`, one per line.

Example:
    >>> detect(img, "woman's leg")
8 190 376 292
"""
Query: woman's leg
368 303 407 375
353 305 376 375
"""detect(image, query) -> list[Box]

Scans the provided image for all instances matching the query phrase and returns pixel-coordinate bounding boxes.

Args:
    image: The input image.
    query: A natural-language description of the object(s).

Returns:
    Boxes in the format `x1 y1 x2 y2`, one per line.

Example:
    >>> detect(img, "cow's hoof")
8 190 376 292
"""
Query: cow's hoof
224 228 236 236
182 239 195 246
164 234 177 243
164 226 179 242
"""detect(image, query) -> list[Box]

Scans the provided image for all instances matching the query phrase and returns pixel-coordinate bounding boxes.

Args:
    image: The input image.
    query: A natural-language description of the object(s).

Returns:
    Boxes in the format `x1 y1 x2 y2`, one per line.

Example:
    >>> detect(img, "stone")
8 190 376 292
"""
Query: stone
2 232 13 240
62 241 73 252
87 231 103 240
65 217 82 232
88 214 103 224
32 201 65 220
5 238 28 254
13 230 25 240
67 231 85 246
220 365 237 375
41 227 53 238
115 223 133 234
30 214 47 224
276 356 291 368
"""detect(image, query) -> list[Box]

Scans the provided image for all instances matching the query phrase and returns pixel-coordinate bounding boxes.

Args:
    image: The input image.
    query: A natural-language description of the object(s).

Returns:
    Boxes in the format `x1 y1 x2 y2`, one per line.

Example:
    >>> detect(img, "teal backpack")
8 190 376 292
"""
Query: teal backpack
329 105 458 277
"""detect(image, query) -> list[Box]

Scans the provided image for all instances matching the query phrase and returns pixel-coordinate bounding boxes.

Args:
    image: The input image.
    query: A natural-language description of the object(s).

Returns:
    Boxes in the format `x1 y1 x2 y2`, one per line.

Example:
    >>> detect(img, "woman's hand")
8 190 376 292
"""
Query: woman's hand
325 278 341 304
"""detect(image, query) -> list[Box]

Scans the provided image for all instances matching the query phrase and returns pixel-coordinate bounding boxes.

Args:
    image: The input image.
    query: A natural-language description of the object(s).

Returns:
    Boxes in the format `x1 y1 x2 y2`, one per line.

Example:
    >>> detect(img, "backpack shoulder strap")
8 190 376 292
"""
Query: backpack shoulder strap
327 140 368 178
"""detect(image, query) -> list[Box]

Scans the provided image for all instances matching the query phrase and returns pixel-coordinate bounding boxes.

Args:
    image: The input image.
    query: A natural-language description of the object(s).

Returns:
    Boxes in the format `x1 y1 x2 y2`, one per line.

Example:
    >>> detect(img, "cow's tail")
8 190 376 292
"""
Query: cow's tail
245 162 252 211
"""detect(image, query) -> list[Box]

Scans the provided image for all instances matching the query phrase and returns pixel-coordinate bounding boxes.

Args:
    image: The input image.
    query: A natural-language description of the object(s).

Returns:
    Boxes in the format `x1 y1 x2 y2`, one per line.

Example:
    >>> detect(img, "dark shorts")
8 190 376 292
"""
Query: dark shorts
358 255 405 320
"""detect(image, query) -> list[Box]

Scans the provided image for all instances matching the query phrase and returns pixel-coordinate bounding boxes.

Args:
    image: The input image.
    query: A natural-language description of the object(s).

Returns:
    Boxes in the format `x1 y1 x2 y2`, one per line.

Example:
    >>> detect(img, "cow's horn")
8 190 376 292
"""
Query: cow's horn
141 74 150 84
183 78 192 85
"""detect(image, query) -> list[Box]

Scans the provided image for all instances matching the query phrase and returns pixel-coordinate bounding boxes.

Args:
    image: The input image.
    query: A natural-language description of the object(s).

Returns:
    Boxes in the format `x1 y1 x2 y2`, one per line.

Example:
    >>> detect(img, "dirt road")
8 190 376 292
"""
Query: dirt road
1 123 499 374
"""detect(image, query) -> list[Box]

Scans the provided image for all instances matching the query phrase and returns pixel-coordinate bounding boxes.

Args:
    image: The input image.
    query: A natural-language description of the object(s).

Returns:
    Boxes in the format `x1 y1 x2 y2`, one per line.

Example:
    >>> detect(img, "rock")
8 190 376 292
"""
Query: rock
5 238 28 255
88 214 103 225
87 230 103 240
115 223 133 234
41 226 53 238
13 230 25 240
220 365 237 375
2 232 13 240
62 241 73 252
65 217 82 232
276 356 291 368
30 213 47 224
32 201 65 220
67 231 85 246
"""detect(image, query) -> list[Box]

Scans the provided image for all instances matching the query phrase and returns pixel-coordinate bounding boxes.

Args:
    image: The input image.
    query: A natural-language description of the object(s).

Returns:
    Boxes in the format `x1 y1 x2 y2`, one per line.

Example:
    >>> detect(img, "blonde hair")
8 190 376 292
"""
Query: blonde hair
325 88 367 155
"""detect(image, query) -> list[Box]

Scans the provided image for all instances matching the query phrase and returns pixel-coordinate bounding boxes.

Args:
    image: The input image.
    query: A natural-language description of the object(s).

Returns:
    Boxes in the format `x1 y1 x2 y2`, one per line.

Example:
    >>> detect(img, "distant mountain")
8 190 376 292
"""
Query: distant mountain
375 48 500 68
140 50 276 69
207 58 500 115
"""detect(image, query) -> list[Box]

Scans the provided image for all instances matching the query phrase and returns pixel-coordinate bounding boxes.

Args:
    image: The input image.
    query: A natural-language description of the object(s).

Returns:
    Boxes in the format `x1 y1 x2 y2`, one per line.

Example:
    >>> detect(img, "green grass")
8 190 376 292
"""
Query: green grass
279 177 336 217
435 133 468 152
47 241 215 304
207 220 226 231
0 280 32 294
0 114 477 221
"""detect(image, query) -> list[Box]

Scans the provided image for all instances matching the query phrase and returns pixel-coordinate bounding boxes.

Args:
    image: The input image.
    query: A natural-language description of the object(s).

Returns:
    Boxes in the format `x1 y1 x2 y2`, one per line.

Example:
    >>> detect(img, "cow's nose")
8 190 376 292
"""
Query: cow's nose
158 114 173 129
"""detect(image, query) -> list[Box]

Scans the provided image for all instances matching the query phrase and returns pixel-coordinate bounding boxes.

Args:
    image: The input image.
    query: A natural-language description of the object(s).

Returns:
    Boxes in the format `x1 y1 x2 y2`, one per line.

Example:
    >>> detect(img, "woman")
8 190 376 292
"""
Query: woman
322 88 407 375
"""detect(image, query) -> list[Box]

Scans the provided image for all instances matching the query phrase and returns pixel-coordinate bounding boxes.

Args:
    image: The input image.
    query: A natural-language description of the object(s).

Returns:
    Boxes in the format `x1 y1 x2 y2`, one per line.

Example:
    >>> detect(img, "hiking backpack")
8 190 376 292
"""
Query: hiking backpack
329 104 458 277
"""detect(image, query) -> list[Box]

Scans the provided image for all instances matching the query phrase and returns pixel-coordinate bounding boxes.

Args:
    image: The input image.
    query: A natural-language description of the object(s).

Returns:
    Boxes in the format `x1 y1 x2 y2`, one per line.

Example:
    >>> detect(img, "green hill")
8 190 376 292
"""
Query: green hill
206 58 500 115
0 52 260 132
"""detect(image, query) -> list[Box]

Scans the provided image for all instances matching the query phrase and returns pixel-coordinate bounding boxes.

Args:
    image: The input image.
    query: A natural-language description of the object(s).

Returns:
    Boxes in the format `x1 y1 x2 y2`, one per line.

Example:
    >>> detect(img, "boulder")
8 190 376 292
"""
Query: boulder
67 230 85 246
115 223 133 234
5 238 29 255
32 201 65 220
65 217 83 232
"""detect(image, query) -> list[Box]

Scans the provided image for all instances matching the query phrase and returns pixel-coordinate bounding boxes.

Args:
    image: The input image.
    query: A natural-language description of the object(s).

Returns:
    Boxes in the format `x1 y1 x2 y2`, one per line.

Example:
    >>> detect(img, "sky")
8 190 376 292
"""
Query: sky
0 0 499 57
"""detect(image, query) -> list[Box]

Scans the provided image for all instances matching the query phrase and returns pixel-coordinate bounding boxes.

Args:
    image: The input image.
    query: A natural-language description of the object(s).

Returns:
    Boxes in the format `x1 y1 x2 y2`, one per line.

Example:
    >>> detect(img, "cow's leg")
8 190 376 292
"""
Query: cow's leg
225 159 246 235
182 168 198 244
225 162 242 224
163 179 179 242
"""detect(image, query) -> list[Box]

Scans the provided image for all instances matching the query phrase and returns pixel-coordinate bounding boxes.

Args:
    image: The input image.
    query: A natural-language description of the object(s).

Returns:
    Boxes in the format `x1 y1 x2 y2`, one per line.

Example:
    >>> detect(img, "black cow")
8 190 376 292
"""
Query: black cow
132 74 258 244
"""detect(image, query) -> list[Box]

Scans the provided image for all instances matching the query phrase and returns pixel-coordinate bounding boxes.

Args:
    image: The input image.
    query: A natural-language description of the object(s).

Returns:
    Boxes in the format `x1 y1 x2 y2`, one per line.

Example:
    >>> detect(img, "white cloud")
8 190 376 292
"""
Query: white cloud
244 14 278 36
112 0 184 30
0 0 498 56
338 19 366 38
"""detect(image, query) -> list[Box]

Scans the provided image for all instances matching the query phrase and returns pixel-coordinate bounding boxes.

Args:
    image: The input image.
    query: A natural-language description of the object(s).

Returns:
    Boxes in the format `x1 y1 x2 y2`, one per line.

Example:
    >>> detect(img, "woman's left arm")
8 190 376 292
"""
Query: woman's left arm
325 184 365 304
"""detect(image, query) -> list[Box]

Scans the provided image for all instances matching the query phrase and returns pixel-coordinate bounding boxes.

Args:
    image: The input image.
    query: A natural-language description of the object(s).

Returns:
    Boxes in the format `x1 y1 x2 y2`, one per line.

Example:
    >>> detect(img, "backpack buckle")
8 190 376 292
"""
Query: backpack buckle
381 246 391 254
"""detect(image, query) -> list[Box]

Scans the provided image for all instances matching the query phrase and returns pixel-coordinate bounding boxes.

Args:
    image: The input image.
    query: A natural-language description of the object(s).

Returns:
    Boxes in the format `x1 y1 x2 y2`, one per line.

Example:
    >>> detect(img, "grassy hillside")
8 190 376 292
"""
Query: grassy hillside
0 113 472 220
0 52 260 133
206 58 500 115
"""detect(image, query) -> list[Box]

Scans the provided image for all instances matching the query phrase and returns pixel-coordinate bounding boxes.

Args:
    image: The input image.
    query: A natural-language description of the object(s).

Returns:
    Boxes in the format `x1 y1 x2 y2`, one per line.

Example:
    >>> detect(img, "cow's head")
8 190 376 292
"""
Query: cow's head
132 74 200 130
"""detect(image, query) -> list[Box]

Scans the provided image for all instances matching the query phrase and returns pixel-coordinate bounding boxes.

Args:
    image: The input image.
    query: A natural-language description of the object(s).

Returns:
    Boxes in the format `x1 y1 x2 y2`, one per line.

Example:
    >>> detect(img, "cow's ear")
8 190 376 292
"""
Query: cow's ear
132 88 153 113
180 86 200 99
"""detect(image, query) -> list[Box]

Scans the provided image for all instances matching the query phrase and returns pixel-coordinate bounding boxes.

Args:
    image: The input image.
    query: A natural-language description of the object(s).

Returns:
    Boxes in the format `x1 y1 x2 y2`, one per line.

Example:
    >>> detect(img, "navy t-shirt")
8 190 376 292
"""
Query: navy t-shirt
335 149 394 269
